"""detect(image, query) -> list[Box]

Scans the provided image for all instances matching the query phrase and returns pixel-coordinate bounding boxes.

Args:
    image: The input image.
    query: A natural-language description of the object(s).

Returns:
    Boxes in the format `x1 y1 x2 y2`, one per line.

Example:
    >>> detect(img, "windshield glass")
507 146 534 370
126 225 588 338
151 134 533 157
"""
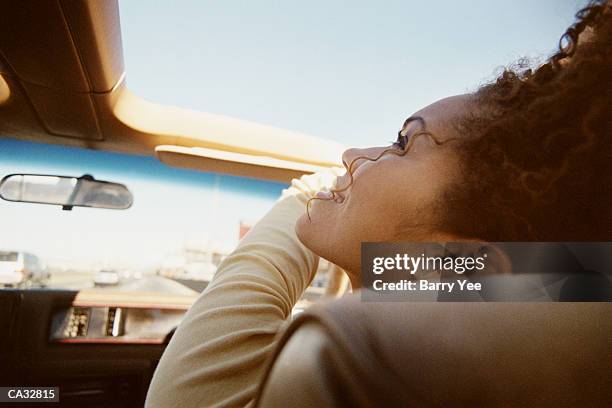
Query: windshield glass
0 138 335 296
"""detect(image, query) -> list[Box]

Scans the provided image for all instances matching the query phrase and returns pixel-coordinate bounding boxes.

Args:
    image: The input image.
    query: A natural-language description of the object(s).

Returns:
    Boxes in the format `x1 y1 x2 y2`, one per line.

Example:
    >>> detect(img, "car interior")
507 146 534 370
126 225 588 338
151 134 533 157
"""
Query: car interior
1 1 610 407
0 1 346 406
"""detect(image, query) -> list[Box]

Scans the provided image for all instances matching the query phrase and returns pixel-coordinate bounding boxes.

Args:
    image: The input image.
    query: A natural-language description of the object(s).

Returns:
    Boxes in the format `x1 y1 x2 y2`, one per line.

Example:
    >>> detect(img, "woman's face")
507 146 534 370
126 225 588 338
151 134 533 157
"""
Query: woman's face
295 94 473 282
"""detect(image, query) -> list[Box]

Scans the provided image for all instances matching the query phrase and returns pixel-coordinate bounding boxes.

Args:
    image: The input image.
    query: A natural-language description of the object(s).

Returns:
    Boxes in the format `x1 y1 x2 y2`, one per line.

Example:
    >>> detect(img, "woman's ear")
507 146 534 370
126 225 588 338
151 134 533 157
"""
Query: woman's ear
472 243 513 275
441 239 513 275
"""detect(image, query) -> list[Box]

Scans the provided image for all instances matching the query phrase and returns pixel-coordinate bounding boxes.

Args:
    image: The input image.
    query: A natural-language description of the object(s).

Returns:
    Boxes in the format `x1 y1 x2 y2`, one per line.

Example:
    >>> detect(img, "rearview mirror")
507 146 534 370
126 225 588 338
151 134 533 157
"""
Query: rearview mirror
0 174 133 210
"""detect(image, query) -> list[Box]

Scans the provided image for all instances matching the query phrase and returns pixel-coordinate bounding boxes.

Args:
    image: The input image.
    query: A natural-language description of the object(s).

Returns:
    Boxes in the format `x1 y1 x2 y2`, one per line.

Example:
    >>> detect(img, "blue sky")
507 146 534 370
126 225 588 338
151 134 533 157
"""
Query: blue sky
119 0 583 148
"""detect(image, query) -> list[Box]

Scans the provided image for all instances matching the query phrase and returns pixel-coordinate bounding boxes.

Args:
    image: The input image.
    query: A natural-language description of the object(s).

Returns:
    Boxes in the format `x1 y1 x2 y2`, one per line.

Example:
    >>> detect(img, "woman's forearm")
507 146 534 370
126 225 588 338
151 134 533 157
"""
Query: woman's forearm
145 170 341 408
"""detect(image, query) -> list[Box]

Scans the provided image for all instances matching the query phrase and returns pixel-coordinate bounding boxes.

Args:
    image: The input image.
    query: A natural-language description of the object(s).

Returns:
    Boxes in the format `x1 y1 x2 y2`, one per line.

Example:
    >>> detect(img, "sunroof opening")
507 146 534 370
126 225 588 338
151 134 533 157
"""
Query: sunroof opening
118 1 578 148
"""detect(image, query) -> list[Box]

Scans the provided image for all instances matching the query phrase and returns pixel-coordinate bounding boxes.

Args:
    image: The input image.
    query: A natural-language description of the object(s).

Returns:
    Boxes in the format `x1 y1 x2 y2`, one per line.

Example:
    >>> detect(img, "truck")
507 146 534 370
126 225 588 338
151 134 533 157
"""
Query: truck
0 250 48 287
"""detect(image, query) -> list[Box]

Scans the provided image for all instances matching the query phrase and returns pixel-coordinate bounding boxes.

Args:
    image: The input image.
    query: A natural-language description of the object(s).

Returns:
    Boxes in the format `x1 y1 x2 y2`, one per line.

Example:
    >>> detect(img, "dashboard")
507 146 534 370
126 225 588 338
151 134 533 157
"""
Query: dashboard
0 288 196 407
48 290 194 345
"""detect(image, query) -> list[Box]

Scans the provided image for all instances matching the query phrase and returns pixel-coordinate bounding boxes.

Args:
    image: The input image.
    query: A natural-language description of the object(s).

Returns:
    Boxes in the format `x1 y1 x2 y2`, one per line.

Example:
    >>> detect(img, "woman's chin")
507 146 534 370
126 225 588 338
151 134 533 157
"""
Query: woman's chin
295 212 313 246
295 210 328 252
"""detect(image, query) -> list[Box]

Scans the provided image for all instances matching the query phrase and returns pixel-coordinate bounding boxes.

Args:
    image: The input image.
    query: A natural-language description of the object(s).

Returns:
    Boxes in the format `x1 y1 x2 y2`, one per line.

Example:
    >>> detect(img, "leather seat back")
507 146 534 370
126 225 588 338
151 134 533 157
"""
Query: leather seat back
256 296 612 407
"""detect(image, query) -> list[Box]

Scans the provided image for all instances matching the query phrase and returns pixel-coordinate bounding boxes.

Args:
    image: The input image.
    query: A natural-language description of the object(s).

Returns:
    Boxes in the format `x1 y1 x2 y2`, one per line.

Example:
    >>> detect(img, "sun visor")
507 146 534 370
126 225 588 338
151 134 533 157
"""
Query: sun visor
156 145 331 183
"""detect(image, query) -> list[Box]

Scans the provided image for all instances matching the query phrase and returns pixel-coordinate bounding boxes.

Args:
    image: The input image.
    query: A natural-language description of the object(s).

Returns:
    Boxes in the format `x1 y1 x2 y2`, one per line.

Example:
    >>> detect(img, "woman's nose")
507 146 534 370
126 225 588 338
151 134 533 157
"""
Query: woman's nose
341 148 361 169
341 147 385 171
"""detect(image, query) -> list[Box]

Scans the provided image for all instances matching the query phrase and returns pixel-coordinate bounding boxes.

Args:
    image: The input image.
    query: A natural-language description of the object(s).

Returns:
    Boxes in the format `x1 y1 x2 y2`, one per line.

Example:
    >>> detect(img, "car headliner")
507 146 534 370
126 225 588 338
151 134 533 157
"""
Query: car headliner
0 0 343 182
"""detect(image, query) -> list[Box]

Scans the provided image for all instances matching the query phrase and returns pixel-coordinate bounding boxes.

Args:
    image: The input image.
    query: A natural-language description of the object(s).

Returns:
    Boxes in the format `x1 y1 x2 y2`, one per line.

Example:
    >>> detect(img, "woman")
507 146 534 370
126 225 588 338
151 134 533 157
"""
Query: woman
146 2 611 407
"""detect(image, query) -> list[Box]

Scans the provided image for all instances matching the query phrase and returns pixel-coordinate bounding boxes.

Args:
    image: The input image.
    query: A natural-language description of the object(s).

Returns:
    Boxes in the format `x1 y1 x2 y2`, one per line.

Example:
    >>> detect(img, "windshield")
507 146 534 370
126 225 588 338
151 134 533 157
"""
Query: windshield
0 138 335 295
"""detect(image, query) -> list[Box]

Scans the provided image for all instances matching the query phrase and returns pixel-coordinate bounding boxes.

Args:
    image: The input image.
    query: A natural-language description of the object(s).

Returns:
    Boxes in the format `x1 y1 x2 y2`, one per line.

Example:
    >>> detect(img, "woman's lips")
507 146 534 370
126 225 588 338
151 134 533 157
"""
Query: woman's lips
315 190 333 199
315 190 345 203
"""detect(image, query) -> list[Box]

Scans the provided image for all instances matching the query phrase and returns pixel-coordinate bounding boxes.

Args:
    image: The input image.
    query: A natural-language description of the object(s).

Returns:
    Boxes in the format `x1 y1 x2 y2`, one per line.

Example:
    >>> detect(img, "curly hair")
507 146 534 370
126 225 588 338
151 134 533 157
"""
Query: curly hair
443 0 612 241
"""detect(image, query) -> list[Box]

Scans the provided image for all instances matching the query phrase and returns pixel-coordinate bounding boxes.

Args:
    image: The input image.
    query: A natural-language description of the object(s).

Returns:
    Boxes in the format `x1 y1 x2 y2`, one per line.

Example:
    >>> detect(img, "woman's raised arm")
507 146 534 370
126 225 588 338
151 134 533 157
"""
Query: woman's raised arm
145 169 342 408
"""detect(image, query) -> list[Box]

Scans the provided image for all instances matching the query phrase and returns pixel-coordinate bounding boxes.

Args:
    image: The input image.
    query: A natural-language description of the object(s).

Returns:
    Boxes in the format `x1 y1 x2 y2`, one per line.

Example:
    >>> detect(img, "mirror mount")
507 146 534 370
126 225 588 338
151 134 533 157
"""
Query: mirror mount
62 174 95 211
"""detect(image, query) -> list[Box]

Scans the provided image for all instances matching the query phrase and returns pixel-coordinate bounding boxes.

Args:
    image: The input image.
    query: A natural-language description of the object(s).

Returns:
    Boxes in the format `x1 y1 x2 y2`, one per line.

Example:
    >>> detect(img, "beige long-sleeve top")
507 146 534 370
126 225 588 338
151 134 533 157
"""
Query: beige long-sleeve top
145 170 341 408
